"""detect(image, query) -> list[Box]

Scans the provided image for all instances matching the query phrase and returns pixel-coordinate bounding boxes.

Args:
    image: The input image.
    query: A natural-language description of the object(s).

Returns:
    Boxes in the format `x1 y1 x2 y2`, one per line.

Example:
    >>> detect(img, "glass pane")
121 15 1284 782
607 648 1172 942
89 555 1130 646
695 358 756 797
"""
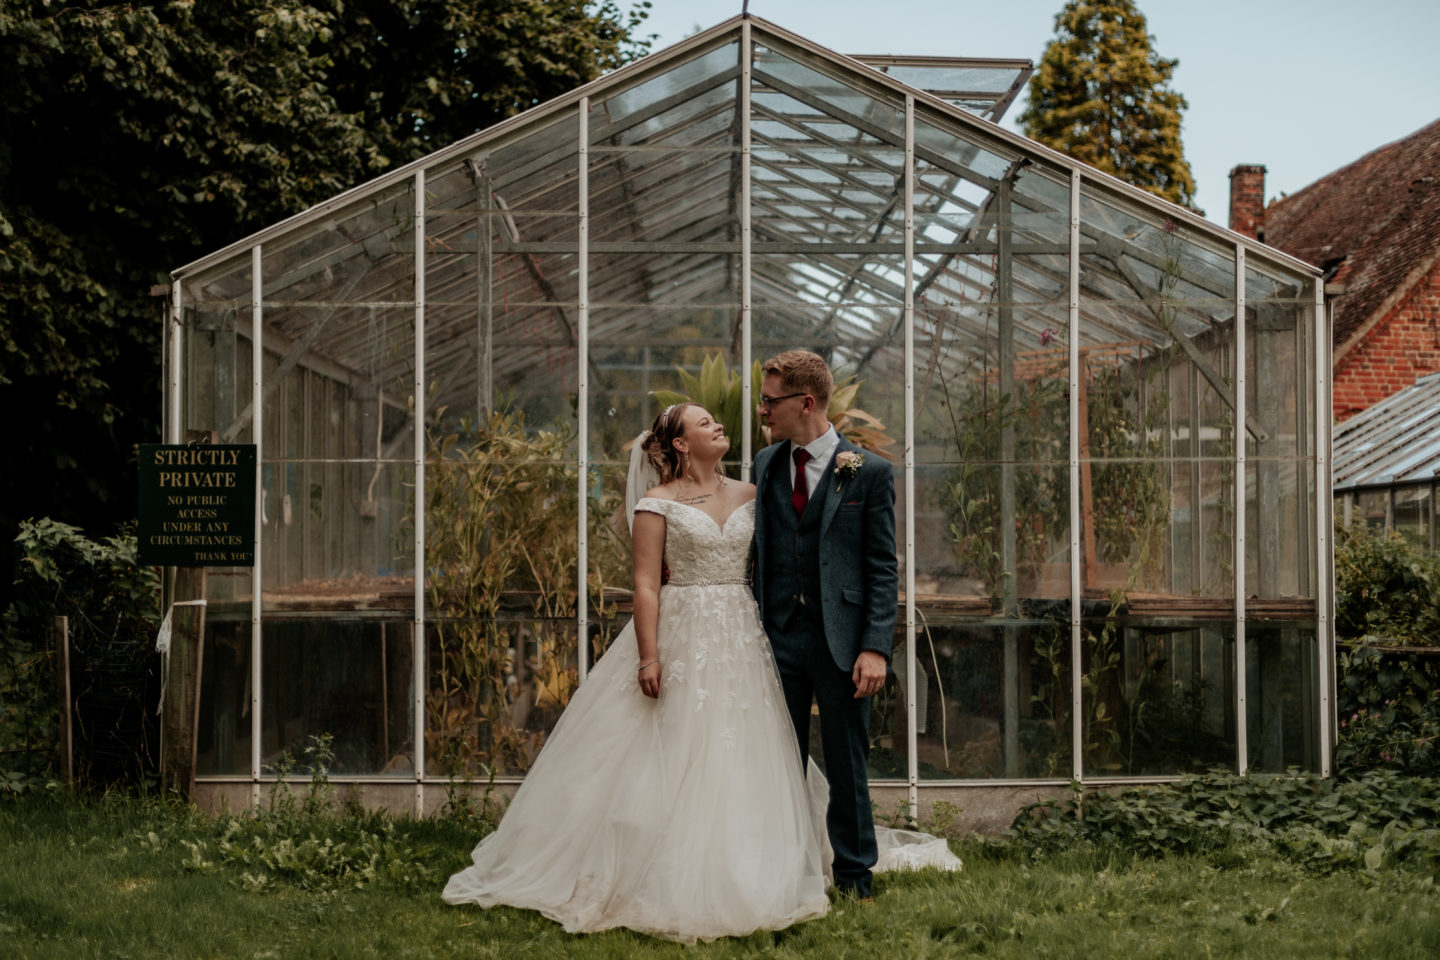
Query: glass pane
1245 622 1320 773
1394 485 1430 548
182 253 252 327
1082 618 1237 776
1244 267 1315 460
260 461 413 601
918 463 1070 604
751 142 902 247
588 322 746 462
1245 460 1317 601
486 114 581 214
753 43 905 144
196 617 251 776
424 461 579 620
1166 458 1235 597
257 306 415 463
589 146 738 246
914 233 1072 605
423 200 579 432
260 619 415 777
752 259 905 315
427 618 579 778
1355 488 1388 533
904 620 1074 780
591 246 733 308
590 41 742 145
261 181 416 332
184 295 254 444
589 460 635 598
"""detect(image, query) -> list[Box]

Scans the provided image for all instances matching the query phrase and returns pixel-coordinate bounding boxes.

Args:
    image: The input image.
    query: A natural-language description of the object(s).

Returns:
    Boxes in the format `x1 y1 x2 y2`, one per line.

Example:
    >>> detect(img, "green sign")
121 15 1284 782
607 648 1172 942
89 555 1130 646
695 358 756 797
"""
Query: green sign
138 444 256 567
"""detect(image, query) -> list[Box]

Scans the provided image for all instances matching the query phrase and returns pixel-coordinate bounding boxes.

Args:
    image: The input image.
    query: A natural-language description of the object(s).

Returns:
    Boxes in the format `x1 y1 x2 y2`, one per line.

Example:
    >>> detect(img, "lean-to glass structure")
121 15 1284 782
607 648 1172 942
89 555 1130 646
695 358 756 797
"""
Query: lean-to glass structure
167 17 1331 811
1333 371 1440 553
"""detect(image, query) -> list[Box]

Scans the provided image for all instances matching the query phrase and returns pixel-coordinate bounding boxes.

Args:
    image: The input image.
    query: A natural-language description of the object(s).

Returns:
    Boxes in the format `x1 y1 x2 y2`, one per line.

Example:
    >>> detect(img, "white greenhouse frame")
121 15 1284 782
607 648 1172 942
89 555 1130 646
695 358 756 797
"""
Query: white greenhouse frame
167 17 1333 817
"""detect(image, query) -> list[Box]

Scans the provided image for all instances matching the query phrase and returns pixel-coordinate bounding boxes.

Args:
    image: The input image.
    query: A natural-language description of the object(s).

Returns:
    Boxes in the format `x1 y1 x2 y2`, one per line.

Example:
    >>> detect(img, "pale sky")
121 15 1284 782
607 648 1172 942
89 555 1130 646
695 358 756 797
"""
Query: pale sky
640 0 1440 225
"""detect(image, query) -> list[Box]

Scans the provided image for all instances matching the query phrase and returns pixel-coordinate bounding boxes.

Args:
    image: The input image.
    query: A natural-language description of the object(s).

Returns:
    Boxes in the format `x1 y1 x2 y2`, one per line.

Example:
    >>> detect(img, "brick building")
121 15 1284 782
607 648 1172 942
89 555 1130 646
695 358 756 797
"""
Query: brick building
1229 118 1440 421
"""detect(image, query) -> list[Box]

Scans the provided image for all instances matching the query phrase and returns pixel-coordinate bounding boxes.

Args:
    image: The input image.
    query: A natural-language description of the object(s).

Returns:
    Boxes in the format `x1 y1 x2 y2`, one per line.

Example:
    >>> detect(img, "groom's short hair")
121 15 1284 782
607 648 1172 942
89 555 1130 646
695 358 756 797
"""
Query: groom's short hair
763 350 833 410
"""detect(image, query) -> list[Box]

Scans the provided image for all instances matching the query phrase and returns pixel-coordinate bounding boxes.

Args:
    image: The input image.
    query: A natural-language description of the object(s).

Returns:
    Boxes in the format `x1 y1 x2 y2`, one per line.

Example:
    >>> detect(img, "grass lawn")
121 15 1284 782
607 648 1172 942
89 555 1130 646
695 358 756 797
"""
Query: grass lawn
2 794 1438 959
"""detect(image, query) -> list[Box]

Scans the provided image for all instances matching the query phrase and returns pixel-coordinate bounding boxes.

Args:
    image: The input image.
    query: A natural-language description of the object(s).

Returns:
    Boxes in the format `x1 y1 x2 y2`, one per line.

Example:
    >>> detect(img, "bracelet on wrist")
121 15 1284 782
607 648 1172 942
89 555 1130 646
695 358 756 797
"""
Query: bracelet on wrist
637 658 659 672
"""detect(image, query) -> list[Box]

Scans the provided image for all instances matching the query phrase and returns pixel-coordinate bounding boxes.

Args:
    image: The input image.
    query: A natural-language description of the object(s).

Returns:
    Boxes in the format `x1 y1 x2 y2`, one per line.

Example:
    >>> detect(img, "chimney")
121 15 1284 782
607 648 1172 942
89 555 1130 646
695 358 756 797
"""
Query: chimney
1229 164 1267 241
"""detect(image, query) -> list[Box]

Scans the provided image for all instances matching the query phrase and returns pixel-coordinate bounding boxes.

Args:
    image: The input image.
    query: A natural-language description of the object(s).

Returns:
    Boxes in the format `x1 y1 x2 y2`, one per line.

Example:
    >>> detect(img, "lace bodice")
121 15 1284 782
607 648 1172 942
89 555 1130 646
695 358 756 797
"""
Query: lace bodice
634 497 754 585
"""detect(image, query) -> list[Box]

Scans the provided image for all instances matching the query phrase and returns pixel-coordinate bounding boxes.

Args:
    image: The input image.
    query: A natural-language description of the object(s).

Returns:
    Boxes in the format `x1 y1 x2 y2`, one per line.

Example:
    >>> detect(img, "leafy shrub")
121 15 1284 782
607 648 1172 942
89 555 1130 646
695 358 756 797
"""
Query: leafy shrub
1334 522 1440 645
179 814 442 894
1010 769 1440 879
1336 645 1440 776
169 734 482 895
1332 522 1440 777
2 519 160 793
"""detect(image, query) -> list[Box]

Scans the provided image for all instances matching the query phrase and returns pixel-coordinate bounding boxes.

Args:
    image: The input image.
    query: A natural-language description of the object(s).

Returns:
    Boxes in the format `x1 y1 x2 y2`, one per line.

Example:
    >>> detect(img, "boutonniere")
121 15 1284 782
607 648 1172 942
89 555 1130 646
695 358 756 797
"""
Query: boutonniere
834 450 864 490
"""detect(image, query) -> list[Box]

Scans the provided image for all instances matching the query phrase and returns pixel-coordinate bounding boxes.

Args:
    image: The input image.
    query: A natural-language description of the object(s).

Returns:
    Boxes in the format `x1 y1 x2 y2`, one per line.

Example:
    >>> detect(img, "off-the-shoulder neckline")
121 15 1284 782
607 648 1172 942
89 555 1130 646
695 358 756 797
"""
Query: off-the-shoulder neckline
635 496 754 535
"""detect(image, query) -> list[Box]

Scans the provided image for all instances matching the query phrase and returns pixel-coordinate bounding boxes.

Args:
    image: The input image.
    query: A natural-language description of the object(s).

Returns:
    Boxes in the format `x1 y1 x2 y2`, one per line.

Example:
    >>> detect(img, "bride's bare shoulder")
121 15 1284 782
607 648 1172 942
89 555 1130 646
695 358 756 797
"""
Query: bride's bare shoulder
733 481 757 504
644 482 679 501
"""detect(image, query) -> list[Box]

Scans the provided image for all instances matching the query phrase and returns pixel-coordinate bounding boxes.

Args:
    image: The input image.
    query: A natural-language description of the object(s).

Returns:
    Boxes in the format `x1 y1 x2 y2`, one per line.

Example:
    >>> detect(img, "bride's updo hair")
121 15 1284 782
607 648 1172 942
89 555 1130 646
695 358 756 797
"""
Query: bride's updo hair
641 402 699 484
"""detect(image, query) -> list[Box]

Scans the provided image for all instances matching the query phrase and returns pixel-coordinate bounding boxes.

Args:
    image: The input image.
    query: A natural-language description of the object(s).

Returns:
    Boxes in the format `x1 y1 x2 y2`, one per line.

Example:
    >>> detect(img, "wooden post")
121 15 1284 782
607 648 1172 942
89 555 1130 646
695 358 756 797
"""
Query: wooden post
52 616 73 788
161 567 207 801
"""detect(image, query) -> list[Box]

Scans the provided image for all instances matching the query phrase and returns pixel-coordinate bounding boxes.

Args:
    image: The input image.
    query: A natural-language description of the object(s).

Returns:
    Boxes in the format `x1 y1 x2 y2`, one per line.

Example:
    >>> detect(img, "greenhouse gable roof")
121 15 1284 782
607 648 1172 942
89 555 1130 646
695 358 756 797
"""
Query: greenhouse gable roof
169 16 1323 426
173 15 1320 285
1333 370 1440 490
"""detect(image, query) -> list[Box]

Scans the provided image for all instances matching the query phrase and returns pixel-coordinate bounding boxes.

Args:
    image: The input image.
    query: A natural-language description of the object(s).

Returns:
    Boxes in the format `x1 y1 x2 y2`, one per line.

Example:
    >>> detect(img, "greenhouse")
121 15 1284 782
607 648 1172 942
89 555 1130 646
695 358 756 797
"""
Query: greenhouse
1333 371 1440 552
165 16 1332 816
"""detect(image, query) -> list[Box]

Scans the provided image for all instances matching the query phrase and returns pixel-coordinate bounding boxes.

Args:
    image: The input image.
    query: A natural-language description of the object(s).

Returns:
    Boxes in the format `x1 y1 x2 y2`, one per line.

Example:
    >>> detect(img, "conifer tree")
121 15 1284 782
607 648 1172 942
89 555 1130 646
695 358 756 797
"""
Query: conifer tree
1020 0 1197 208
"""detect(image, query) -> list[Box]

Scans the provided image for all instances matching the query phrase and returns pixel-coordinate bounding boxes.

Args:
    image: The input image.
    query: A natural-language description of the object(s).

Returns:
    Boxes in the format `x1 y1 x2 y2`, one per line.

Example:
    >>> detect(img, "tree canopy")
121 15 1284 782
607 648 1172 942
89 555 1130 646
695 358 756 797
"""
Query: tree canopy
1019 0 1196 208
0 0 650 603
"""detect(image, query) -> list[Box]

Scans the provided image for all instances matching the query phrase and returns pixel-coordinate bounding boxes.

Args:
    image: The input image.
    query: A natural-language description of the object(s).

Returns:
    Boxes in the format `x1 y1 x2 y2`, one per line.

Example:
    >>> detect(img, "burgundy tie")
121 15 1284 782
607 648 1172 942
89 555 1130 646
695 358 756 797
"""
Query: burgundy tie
792 447 811 516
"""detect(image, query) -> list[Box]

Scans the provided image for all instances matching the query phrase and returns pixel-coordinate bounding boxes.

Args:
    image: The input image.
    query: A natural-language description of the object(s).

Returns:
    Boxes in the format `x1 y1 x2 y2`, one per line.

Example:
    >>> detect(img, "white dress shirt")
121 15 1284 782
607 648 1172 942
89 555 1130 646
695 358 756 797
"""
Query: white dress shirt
788 426 839 496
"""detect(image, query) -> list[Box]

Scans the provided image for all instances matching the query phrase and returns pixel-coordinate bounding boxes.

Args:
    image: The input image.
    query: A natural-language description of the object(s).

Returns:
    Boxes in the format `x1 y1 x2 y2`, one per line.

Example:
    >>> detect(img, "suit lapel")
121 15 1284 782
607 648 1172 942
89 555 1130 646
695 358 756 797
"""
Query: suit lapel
818 436 854 542
752 441 782 500
751 443 785 598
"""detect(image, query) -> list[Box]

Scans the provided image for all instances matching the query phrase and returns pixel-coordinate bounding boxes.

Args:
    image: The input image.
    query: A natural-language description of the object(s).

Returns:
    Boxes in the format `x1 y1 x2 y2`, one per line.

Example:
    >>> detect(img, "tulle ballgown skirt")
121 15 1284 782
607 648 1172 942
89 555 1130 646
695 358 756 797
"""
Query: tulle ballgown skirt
442 583 831 943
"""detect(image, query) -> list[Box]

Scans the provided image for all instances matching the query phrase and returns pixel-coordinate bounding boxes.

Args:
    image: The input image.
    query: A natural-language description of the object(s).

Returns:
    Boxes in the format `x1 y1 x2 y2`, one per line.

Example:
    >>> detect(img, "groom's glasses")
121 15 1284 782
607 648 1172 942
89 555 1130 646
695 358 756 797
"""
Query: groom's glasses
757 392 805 409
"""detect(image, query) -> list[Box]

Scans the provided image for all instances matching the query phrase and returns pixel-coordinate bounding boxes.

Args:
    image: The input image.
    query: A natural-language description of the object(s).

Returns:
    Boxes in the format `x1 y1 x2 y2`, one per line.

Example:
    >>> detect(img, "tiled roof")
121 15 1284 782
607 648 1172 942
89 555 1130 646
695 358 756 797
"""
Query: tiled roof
1263 118 1440 354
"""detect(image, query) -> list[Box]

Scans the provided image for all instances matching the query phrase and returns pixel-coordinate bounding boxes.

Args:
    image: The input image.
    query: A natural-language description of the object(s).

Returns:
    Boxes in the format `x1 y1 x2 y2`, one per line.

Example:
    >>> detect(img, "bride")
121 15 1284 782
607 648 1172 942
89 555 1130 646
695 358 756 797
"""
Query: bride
442 403 957 943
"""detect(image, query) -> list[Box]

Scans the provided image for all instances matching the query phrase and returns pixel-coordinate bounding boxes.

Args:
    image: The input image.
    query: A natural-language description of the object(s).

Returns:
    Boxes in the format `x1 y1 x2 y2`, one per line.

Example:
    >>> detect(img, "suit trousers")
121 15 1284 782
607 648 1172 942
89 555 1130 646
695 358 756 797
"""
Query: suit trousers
768 611 877 898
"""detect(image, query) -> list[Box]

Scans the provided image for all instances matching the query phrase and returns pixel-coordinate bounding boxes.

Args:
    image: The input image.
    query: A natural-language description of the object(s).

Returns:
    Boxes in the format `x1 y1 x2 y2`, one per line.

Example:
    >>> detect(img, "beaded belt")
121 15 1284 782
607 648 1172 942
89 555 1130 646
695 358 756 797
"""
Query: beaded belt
665 578 749 587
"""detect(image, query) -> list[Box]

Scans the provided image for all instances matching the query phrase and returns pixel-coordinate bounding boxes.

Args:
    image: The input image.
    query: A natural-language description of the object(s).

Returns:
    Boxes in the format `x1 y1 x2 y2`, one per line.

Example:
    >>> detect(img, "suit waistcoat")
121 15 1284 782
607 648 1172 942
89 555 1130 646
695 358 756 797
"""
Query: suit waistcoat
761 450 829 633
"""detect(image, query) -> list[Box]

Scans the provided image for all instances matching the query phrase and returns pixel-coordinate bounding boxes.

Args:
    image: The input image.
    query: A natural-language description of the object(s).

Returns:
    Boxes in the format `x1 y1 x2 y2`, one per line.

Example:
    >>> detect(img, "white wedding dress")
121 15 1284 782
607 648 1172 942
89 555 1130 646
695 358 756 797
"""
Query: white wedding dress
442 497 958 943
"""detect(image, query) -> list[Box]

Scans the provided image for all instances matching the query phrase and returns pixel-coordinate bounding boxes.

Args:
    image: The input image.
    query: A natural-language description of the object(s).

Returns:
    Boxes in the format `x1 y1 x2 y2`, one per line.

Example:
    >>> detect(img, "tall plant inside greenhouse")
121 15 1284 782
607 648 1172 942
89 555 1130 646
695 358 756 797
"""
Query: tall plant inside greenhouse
422 409 630 777
1021 0 1197 207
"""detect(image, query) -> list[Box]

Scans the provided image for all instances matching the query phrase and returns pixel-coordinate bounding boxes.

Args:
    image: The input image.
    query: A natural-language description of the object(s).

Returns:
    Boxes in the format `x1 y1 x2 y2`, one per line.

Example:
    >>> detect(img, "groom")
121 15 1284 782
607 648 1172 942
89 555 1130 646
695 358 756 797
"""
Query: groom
752 349 898 900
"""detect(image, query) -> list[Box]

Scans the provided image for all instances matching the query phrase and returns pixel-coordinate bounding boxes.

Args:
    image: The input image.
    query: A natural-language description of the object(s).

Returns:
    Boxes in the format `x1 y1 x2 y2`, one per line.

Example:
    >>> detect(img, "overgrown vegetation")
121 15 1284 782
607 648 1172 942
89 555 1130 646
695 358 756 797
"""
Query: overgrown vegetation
421 406 631 779
1337 643 1440 776
1334 521 1440 645
1333 522 1440 777
1011 769 1440 879
0 0 654 611
936 356 1171 600
1 519 159 795
165 733 494 895
4 779 1440 959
